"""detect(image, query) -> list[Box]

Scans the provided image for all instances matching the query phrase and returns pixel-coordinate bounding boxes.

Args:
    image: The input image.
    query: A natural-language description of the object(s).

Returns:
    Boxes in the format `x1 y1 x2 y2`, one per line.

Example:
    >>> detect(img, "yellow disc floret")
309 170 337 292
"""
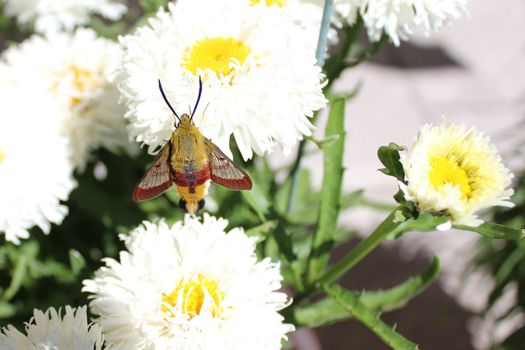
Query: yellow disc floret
183 37 252 77
428 156 471 199
162 275 223 319
250 0 287 6
51 64 102 107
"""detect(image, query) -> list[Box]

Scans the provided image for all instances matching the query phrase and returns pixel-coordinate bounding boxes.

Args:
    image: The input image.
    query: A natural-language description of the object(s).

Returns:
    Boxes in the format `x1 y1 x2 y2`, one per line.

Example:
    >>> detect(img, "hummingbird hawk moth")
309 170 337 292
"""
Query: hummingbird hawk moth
133 78 252 214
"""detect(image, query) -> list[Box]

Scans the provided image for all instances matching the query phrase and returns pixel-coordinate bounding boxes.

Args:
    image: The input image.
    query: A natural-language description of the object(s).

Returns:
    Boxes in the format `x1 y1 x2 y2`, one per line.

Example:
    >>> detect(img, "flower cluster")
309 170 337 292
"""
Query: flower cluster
0 0 126 33
1 28 135 171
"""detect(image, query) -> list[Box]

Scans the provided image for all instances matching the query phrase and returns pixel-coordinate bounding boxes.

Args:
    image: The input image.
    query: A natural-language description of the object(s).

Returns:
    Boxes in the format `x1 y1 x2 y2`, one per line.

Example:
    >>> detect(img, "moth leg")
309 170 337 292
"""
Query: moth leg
178 199 187 210
198 199 205 210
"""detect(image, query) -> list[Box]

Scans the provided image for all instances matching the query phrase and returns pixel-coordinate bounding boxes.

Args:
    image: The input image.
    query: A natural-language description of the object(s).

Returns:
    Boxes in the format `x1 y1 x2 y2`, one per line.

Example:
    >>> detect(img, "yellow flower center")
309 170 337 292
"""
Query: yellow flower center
161 275 223 319
429 156 471 198
0 148 5 164
51 65 102 107
69 65 101 106
250 0 287 6
182 37 252 77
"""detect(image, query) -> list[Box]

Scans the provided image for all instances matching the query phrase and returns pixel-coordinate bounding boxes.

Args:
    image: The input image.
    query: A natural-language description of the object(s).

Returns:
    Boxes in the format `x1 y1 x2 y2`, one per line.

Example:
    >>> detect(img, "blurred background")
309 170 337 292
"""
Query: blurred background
294 0 525 348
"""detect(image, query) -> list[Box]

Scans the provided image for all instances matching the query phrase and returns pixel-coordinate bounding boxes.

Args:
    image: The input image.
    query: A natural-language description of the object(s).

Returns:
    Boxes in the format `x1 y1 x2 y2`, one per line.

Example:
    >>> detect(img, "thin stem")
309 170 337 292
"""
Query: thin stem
316 206 401 286
315 0 335 67
286 140 308 213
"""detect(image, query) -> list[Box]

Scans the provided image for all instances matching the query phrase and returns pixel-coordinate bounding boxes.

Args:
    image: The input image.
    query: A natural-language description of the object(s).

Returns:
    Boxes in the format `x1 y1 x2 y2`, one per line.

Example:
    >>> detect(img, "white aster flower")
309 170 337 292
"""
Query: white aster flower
0 0 126 33
401 123 514 226
248 0 340 49
0 305 104 350
83 214 293 349
336 0 468 46
2 28 135 171
118 0 326 160
0 84 76 244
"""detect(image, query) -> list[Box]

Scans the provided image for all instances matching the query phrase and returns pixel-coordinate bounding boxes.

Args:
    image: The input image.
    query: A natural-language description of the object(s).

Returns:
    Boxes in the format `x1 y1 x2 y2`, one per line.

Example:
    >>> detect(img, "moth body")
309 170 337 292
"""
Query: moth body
170 115 211 214
132 79 252 214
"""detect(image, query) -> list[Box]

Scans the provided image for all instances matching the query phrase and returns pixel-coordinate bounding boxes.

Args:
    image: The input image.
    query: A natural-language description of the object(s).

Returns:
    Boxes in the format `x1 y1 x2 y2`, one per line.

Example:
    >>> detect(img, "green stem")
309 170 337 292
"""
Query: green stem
315 0 335 67
346 34 388 68
316 206 401 286
324 18 362 91
286 139 308 213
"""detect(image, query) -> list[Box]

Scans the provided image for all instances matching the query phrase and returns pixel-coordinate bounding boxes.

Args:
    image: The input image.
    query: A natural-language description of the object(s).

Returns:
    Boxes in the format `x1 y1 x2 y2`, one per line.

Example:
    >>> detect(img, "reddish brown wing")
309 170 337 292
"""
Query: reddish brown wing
133 143 172 201
204 139 252 190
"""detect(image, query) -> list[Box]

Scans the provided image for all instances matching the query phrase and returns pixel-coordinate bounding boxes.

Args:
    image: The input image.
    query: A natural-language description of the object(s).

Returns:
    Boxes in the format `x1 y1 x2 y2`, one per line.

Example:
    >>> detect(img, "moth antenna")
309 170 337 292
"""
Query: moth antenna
158 79 181 125
190 76 203 121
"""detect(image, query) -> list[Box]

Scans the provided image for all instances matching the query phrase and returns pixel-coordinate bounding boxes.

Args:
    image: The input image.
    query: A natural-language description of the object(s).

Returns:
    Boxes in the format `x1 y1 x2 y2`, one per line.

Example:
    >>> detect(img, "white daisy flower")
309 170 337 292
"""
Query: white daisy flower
118 0 326 160
336 0 468 46
2 29 135 171
83 214 293 349
0 305 104 350
248 0 339 49
401 123 514 226
0 0 126 34
0 83 76 244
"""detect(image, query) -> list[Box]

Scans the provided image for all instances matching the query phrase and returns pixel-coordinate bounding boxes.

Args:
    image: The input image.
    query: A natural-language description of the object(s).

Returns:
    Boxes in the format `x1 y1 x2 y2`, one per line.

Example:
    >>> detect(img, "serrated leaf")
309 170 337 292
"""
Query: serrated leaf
454 222 524 240
360 257 440 311
377 143 405 182
323 284 419 350
294 258 439 327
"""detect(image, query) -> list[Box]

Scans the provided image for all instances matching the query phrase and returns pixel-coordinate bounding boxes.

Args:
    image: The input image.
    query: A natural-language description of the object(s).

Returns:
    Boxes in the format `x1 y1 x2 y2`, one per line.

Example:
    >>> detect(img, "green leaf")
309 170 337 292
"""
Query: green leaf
2 255 27 301
0 301 16 318
377 143 405 182
307 98 346 282
360 257 440 311
241 180 270 222
395 212 450 238
454 222 524 240
69 249 87 275
307 134 340 149
245 221 277 241
294 258 439 327
323 284 419 350
340 189 396 212
273 225 298 264
139 0 167 13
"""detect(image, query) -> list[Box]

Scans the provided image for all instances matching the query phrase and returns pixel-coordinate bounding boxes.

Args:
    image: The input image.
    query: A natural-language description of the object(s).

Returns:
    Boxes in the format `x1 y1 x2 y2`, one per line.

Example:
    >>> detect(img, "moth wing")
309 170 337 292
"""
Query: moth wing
133 143 172 201
204 139 252 190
